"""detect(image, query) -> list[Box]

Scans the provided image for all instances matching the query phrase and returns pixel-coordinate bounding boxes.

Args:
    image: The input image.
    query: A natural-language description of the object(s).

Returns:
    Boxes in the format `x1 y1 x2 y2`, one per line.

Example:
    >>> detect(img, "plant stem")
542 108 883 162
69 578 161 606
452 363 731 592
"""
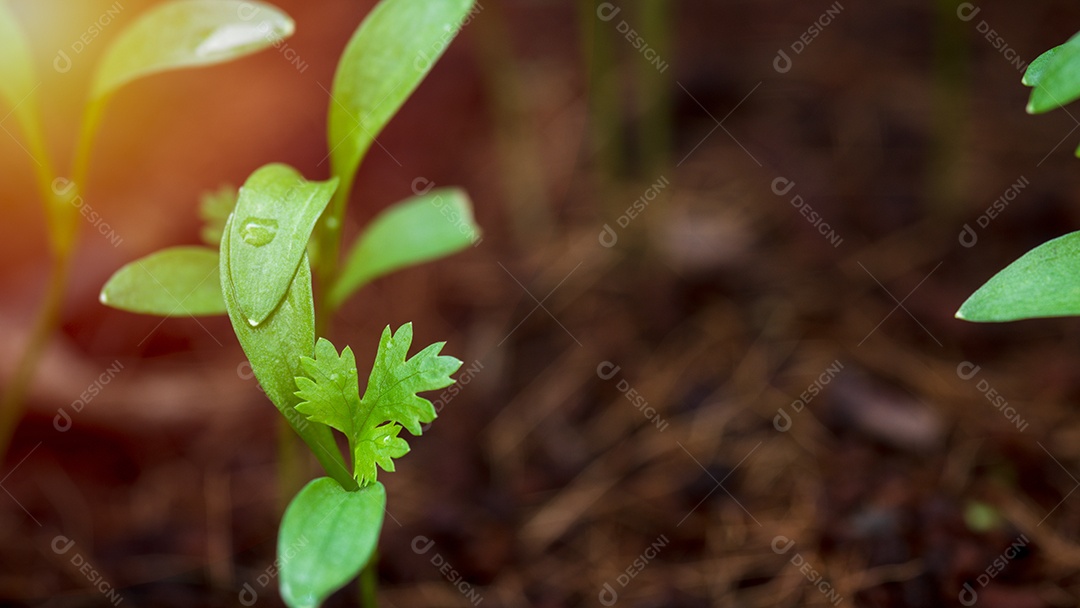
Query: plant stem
0 246 72 459
358 550 379 607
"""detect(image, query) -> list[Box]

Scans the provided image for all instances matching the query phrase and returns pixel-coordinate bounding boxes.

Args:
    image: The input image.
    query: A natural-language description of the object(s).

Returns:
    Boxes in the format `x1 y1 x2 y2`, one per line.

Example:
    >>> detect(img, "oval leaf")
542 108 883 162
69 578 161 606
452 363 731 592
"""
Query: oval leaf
957 231 1080 322
328 0 476 183
1027 33 1080 114
221 216 354 489
329 188 479 308
100 246 226 316
279 478 385 608
91 0 294 100
228 164 338 326
0 2 42 142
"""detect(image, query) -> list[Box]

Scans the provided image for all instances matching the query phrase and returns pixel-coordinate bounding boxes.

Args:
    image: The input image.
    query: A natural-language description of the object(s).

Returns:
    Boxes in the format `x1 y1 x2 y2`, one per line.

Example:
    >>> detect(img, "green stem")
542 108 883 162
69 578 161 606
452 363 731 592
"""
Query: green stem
313 170 357 336
0 244 72 459
635 0 672 176
358 549 379 607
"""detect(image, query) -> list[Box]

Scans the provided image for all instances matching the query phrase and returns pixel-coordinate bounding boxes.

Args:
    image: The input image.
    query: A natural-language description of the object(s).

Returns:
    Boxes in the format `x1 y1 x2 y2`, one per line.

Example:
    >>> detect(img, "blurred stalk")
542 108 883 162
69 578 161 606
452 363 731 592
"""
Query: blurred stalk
358 550 379 607
928 0 969 220
472 1 553 249
580 0 625 183
635 0 673 177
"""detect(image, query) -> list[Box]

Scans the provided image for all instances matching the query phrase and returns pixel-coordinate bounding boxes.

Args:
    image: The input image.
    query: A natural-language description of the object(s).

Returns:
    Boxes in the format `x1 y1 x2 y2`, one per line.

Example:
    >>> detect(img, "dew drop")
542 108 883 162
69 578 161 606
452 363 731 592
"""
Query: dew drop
247 318 260 327
240 217 279 247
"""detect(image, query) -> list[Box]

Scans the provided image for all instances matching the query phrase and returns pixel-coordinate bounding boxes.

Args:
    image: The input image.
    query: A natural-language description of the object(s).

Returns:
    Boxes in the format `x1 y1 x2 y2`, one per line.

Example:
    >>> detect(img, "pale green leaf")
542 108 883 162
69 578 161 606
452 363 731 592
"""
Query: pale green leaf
0 2 46 164
100 246 225 316
279 478 385 608
328 0 475 184
329 189 479 308
957 231 1080 322
1027 33 1080 114
221 215 354 490
199 184 238 246
91 0 294 100
227 163 338 326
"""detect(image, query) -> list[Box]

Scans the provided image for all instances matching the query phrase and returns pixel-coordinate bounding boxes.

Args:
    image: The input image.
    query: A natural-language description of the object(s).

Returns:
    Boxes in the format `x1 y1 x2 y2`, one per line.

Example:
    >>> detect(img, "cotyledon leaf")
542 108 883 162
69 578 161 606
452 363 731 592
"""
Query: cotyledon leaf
328 188 479 308
228 164 338 326
328 0 475 186
956 231 1080 322
100 246 226 316
0 2 43 148
91 0 294 101
220 214 354 490
1025 32 1080 114
279 478 385 608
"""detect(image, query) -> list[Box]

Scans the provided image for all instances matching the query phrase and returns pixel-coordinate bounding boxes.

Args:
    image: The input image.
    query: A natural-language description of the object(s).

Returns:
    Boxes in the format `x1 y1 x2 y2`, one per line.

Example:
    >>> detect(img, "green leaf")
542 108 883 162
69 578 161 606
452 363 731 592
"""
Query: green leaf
100 246 226 316
1022 44 1061 87
91 0 294 101
227 163 338 327
328 0 476 185
221 215 355 490
279 478 385 608
1027 33 1080 114
295 325 461 485
199 184 238 246
0 2 42 148
329 189 479 308
957 231 1080 322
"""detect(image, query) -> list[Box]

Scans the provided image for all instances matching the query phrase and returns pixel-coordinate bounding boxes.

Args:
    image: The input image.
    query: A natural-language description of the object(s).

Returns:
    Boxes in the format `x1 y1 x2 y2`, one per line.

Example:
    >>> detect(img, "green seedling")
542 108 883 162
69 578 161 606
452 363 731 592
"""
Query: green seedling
100 0 480 606
959 31 1080 322
0 0 295 459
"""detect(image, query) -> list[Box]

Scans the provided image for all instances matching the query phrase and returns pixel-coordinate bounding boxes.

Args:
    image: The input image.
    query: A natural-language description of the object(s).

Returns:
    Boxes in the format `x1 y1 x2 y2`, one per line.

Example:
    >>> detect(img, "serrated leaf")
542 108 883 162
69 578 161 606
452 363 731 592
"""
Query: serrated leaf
1023 44 1061 87
294 325 461 485
1027 32 1080 114
328 0 475 186
279 478 385 608
329 188 480 308
199 184 238 246
91 0 294 100
957 231 1080 322
0 2 44 151
221 215 354 490
227 163 338 326
100 246 226 316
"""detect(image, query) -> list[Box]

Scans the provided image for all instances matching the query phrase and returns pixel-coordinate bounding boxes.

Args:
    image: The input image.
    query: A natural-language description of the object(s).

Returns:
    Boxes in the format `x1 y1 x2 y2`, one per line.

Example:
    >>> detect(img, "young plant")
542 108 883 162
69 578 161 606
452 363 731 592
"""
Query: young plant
0 0 295 459
958 32 1080 321
100 0 480 606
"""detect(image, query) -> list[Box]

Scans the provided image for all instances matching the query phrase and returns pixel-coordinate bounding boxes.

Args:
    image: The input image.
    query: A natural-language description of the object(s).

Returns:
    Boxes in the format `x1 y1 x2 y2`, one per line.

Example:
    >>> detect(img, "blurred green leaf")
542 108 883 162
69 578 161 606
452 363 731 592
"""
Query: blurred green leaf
1022 44 1061 87
199 184 238 246
328 0 475 185
279 478 385 608
227 163 337 327
957 231 1080 321
221 216 354 490
1026 33 1080 114
91 0 294 100
329 189 478 308
0 2 46 163
100 246 225 316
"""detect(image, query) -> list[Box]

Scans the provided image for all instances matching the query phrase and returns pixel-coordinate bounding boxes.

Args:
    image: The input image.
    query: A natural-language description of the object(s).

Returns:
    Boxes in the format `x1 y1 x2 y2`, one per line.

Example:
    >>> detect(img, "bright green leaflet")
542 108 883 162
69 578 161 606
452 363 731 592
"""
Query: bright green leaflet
91 0 294 101
329 189 480 308
0 2 42 149
956 231 1080 322
1025 32 1080 115
221 214 355 490
100 246 226 316
295 325 460 486
328 0 475 187
227 164 338 326
279 478 386 608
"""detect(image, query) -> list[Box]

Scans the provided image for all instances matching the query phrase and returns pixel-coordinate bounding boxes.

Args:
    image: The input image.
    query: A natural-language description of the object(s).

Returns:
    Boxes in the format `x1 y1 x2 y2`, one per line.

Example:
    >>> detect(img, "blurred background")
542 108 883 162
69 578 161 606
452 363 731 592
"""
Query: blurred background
5 0 1080 606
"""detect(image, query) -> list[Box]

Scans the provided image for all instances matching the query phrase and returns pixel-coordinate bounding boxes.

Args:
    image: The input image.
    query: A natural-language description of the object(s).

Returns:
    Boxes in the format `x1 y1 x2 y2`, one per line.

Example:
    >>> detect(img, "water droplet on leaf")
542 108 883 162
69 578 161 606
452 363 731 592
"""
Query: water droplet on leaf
240 217 279 247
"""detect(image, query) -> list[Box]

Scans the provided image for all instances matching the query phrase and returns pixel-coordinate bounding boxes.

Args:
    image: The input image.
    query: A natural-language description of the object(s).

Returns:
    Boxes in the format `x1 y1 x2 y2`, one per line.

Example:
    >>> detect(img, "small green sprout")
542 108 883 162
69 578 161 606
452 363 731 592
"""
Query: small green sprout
99 0 480 606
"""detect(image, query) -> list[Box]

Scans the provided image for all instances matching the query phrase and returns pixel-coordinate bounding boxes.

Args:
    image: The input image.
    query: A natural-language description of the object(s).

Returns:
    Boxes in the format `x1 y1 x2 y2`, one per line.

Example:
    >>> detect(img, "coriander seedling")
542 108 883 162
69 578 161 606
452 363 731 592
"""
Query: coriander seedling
101 1 480 606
